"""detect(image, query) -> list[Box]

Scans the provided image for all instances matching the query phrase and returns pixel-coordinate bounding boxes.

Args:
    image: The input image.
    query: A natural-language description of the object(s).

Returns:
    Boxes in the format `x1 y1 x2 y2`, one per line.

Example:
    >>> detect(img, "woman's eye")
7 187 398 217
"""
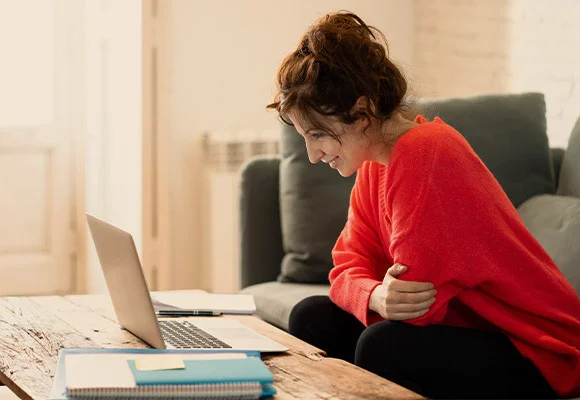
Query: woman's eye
311 133 324 139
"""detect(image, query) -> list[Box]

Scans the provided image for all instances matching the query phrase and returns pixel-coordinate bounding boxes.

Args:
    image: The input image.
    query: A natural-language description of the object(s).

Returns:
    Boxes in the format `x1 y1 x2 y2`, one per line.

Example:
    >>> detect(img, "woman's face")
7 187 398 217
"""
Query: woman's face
288 110 372 177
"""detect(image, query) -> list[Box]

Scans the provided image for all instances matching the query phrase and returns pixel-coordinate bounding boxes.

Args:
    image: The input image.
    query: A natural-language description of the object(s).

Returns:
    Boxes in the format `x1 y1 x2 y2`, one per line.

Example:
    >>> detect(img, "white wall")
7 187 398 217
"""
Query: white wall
414 0 580 147
414 0 511 98
509 0 580 147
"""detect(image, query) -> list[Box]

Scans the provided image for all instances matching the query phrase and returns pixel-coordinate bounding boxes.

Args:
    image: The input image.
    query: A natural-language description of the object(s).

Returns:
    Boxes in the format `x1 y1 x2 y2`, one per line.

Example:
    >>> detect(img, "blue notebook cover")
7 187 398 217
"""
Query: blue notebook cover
50 348 275 399
128 357 273 385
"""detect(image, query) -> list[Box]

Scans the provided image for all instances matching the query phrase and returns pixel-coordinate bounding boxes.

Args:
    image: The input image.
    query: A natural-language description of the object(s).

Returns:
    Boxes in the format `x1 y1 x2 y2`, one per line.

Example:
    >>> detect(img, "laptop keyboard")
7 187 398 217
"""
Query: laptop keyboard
158 320 232 349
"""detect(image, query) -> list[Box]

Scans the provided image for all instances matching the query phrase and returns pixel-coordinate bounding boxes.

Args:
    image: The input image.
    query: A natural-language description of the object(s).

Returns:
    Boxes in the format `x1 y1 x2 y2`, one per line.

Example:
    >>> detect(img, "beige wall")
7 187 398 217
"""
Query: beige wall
156 0 580 292
160 0 580 150
155 1 415 291
414 0 580 147
160 0 414 137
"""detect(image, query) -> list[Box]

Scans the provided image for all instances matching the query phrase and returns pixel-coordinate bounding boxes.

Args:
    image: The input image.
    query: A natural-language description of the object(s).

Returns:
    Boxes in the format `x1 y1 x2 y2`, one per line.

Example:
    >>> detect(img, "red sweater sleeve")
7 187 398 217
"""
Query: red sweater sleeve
384 122 492 326
330 163 388 326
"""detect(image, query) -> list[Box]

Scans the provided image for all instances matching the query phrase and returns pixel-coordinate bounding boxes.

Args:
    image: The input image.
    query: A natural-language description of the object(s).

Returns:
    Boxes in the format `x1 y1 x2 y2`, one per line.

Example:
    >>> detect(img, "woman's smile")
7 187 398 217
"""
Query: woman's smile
328 156 339 169
323 156 339 168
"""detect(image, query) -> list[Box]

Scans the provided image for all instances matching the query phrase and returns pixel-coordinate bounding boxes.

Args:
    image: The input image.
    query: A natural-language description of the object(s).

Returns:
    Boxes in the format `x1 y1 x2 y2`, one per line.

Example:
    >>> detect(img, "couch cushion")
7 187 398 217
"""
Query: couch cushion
417 92 555 207
279 123 355 283
240 282 330 330
517 194 580 295
557 113 580 197
278 92 554 284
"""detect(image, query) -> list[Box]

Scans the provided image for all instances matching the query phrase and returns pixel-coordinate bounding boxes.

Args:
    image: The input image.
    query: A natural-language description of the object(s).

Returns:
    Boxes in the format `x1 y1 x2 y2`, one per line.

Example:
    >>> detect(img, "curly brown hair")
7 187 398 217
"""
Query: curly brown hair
267 11 409 138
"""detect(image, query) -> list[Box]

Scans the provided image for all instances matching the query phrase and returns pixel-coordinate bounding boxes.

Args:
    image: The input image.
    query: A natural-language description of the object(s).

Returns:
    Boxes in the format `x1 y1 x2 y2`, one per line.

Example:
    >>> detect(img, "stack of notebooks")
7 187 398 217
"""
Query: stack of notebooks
50 348 276 399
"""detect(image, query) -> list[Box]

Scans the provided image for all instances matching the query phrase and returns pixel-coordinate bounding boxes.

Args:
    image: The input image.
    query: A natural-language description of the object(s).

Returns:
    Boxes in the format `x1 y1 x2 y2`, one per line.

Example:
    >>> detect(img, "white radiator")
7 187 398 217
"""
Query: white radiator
202 130 279 293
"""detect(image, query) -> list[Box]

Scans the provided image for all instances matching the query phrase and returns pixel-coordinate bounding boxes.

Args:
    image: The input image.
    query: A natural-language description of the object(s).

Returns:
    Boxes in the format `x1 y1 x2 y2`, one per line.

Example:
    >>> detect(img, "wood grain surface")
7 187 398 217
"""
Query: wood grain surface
0 292 423 400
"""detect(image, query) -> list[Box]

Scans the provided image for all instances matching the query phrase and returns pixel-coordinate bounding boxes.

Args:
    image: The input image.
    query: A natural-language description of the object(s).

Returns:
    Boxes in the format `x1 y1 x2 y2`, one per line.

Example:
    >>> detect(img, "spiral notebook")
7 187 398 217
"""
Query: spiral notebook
51 348 276 399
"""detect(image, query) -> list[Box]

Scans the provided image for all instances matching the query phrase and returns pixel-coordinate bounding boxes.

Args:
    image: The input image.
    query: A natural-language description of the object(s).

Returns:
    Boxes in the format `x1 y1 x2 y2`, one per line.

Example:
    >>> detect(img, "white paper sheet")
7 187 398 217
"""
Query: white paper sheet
152 291 256 314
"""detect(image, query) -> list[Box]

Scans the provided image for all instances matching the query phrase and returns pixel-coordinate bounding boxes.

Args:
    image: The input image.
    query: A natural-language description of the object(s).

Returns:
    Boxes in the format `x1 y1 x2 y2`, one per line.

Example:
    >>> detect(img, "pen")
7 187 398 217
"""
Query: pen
155 310 222 316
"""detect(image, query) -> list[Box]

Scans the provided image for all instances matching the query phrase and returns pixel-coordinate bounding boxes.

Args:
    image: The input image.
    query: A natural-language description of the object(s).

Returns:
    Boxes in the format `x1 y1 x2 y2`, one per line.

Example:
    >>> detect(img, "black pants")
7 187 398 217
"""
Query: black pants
289 296 559 399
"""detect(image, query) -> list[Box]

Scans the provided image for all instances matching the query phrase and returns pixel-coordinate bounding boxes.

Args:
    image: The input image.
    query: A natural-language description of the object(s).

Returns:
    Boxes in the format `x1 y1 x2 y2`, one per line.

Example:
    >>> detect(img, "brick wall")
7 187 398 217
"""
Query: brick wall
414 0 580 147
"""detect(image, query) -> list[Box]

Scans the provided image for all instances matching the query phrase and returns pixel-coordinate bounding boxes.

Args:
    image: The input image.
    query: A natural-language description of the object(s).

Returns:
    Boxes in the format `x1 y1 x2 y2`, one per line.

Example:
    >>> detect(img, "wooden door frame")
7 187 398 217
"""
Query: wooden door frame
79 0 144 293
142 0 172 291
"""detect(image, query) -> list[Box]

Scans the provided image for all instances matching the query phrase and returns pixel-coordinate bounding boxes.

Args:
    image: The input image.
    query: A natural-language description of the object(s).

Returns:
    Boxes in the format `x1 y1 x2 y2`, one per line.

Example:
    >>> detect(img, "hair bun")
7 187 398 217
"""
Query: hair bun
267 11 408 125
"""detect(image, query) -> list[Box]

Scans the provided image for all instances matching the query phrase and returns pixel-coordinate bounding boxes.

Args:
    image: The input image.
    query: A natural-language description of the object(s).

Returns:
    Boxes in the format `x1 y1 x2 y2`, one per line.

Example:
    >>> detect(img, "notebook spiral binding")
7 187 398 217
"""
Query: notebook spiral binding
66 381 263 399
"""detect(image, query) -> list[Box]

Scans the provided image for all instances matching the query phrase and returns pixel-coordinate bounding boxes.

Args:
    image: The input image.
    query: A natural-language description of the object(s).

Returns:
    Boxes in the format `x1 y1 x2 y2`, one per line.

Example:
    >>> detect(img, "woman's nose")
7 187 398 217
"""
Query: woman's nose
306 144 323 164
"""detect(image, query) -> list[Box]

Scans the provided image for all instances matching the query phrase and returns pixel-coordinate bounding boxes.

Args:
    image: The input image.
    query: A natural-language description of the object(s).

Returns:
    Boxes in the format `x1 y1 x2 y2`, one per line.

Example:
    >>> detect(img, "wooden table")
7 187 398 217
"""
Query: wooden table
0 292 423 400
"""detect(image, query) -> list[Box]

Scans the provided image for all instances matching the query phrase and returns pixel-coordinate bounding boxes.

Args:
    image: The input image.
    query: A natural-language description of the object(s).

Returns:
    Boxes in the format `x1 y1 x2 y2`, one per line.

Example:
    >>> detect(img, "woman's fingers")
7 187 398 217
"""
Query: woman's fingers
388 308 430 321
390 297 436 313
385 289 437 304
389 278 434 293
385 263 407 279
375 264 437 321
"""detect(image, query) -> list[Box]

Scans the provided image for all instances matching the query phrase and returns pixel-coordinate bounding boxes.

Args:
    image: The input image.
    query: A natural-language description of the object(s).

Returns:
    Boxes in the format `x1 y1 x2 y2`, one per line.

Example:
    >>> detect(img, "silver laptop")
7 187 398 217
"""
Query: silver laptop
86 214 288 353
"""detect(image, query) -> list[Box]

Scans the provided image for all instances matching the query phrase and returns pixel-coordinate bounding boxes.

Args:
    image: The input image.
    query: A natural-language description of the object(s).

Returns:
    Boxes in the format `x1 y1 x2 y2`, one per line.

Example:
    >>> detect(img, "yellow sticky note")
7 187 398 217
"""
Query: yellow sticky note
134 356 186 371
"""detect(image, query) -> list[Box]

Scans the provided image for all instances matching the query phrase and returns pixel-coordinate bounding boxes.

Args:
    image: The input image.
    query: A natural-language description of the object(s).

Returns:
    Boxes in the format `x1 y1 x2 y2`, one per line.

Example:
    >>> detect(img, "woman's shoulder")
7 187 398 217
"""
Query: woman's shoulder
392 116 470 165
401 115 453 146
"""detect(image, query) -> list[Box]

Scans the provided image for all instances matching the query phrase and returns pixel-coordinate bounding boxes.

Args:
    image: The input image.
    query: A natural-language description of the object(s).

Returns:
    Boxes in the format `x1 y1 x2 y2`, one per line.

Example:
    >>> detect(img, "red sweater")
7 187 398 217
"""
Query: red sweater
331 116 580 397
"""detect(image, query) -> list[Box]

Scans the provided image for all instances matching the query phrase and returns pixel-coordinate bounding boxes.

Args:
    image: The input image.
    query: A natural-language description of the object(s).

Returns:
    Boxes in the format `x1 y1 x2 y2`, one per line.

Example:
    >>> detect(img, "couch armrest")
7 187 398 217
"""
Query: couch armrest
551 147 565 190
239 155 284 288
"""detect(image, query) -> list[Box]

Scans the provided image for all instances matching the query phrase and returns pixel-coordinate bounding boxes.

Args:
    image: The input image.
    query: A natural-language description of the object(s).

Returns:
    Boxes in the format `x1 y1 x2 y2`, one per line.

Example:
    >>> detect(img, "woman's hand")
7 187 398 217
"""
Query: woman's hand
369 263 437 321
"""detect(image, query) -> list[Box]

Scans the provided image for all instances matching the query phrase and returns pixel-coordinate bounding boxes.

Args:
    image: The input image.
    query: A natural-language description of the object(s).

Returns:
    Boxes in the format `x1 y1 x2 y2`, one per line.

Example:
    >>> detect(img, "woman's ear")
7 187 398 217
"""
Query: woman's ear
350 96 376 121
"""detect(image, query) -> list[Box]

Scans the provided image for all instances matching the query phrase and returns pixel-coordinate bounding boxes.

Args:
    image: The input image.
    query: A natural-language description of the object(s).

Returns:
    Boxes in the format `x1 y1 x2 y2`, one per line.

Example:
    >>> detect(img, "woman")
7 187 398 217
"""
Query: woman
267 11 580 399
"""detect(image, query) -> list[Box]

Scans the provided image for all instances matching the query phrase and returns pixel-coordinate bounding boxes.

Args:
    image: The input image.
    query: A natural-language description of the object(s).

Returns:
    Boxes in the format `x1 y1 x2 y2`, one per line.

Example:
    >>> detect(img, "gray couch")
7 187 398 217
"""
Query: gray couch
239 93 580 331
